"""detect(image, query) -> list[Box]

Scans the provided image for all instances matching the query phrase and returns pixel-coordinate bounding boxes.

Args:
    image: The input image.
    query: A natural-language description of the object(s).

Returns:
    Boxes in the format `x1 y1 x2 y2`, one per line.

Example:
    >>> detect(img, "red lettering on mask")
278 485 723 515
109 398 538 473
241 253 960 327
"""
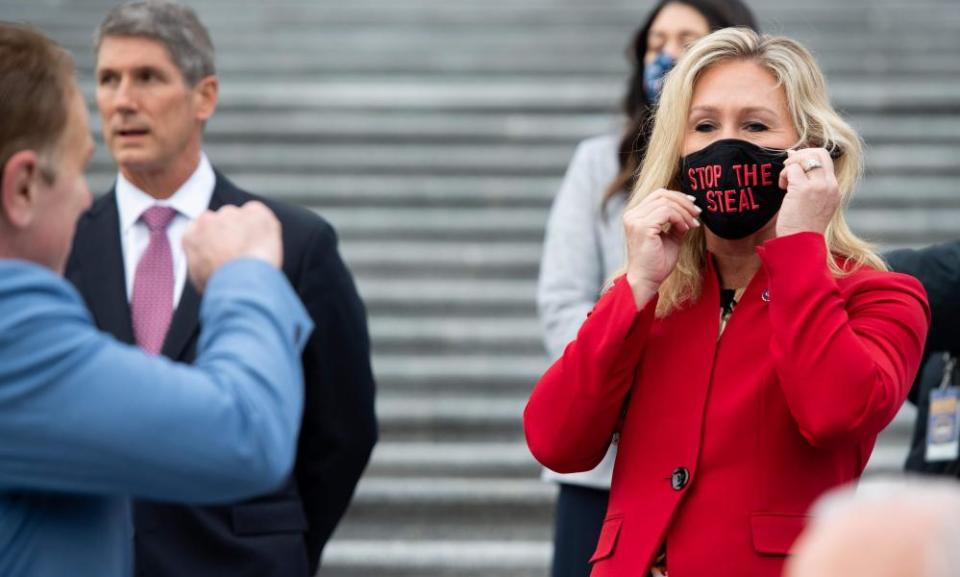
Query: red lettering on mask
707 188 761 213
733 163 763 187
705 190 719 213
724 189 737 213
761 163 773 186
739 187 760 211
693 164 723 190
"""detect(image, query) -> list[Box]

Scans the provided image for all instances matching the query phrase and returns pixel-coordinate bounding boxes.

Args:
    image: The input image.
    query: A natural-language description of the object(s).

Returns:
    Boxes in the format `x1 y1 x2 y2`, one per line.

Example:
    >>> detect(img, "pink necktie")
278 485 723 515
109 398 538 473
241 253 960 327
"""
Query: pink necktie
131 206 178 355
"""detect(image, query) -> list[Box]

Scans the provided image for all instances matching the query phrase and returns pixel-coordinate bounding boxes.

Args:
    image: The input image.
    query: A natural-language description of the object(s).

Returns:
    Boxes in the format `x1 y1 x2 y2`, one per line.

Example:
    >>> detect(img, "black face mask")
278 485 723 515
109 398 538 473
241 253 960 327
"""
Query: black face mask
678 139 787 240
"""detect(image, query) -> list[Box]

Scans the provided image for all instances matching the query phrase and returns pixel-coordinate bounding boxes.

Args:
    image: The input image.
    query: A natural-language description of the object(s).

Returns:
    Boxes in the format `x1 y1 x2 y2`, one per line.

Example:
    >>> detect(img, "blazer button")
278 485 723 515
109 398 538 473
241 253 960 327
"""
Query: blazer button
671 467 690 491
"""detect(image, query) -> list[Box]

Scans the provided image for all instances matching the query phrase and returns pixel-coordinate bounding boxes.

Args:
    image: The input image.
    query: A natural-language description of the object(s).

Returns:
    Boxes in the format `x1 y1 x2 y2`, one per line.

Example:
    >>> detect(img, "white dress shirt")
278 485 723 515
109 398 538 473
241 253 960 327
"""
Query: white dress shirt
115 153 215 308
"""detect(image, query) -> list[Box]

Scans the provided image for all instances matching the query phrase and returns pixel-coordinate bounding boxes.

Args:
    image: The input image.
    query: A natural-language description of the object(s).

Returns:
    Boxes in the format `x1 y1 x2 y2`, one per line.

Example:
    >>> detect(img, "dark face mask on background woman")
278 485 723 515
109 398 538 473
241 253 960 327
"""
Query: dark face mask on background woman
678 139 788 240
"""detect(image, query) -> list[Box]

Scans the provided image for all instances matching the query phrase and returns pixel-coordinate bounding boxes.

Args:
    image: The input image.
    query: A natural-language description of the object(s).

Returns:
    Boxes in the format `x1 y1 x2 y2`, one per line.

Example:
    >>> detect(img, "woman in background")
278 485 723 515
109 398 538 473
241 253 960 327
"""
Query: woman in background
536 2 756 576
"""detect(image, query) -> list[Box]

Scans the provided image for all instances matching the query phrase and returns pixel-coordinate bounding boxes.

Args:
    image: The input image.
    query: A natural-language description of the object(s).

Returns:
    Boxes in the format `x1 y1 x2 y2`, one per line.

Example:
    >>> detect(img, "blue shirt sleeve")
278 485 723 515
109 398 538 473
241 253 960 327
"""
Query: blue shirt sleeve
0 259 312 503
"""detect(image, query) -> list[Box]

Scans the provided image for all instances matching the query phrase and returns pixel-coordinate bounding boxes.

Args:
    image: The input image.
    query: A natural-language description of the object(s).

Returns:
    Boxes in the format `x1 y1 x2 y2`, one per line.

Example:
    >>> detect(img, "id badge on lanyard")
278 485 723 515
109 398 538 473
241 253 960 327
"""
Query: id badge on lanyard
926 353 960 463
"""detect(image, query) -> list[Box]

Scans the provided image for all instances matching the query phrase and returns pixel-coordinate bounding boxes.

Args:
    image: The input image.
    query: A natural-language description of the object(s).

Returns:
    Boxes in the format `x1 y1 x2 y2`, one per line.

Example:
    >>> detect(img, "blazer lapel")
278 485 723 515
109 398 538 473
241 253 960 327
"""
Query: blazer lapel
79 193 136 345
159 173 238 360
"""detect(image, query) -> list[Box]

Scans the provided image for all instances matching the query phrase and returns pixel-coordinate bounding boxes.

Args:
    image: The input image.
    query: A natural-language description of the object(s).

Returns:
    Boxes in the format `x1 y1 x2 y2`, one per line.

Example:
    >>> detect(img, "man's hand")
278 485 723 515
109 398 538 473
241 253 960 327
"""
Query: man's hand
183 201 283 292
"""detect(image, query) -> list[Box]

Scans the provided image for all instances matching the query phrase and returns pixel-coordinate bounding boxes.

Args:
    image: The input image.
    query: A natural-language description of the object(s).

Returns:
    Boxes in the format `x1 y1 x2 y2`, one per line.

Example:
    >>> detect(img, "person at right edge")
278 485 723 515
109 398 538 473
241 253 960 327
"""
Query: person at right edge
536 2 756 575
525 28 929 577
886 243 960 477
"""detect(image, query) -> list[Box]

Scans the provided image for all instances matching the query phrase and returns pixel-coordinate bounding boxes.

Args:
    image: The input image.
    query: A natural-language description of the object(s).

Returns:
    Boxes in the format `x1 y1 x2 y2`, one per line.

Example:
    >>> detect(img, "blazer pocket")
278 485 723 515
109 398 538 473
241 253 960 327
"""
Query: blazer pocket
231 500 309 536
588 515 624 563
750 513 808 555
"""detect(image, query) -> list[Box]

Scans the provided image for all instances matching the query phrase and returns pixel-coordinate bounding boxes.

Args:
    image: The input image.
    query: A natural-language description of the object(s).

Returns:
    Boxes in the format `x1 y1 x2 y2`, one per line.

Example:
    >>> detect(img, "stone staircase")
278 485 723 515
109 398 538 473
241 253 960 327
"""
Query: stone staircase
7 0 960 575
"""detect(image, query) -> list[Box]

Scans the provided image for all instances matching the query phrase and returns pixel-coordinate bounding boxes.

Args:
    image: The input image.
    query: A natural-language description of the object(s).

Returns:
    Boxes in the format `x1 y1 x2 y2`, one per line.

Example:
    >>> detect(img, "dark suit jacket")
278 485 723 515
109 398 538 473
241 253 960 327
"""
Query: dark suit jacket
886 241 960 477
66 171 378 576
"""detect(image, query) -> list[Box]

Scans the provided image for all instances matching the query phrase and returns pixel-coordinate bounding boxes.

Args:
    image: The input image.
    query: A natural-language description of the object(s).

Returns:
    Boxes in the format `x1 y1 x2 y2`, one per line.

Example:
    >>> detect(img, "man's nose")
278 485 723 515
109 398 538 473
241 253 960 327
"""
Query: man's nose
112 77 137 112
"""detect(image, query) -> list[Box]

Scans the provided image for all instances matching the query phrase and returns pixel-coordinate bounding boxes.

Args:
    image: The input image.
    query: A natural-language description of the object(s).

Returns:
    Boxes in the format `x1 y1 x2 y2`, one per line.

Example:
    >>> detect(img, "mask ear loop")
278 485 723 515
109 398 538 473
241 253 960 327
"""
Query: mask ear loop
799 141 845 160
782 137 845 159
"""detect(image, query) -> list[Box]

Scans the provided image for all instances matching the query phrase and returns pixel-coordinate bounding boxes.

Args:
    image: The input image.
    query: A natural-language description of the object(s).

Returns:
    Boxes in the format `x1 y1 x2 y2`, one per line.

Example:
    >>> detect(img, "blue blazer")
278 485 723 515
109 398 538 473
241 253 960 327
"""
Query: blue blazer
0 258 312 577
66 171 377 576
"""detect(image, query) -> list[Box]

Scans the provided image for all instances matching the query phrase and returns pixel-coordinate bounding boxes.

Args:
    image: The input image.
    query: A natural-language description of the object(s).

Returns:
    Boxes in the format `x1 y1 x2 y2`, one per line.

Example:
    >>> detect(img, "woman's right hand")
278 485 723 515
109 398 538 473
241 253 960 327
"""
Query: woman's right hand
623 188 701 308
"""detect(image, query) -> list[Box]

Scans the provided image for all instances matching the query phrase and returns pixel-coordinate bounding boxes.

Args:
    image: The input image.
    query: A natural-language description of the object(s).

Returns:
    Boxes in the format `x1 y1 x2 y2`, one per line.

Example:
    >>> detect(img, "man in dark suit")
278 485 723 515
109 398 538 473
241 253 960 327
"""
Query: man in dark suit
886 242 960 478
66 2 377 575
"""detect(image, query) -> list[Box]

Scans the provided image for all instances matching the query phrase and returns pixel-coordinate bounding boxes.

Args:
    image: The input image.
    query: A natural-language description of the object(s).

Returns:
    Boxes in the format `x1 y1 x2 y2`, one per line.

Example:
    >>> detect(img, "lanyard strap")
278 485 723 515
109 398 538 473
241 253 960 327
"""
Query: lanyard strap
939 352 957 391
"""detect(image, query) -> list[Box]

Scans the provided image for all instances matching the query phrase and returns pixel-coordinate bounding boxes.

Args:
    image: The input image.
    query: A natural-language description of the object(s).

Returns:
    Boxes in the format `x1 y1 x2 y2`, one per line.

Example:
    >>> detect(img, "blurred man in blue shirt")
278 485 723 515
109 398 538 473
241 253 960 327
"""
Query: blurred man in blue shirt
0 22 312 577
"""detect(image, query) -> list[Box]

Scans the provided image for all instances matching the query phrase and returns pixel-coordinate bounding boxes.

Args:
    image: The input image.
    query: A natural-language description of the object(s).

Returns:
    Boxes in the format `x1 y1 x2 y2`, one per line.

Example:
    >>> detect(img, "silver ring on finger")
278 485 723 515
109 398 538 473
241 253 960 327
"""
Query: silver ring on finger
802 158 824 173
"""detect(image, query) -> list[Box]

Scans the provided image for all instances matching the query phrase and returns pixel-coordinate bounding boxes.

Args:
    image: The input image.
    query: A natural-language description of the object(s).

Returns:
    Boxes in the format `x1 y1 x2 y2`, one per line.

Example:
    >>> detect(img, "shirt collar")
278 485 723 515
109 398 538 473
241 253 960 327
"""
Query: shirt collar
116 152 216 233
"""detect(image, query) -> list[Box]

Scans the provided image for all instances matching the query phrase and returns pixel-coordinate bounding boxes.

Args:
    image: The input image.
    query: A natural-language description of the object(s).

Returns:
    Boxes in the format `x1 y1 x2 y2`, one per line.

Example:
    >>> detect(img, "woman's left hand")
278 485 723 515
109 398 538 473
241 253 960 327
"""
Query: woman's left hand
776 147 841 238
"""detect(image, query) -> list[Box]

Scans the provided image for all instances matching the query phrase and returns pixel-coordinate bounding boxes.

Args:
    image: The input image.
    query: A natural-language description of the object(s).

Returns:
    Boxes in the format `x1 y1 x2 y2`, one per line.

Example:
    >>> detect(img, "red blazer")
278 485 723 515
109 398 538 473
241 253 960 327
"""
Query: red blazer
524 233 929 577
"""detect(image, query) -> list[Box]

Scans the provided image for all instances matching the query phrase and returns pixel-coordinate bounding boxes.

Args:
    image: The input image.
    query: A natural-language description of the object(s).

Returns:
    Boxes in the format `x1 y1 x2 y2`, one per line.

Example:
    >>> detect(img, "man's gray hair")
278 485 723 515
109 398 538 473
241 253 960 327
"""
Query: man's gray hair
812 477 960 577
95 0 215 86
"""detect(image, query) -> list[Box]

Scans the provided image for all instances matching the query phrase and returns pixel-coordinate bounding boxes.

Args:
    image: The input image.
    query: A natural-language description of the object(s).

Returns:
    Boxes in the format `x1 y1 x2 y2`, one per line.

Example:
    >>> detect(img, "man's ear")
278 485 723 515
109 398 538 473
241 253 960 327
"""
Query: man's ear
0 150 41 229
193 75 219 123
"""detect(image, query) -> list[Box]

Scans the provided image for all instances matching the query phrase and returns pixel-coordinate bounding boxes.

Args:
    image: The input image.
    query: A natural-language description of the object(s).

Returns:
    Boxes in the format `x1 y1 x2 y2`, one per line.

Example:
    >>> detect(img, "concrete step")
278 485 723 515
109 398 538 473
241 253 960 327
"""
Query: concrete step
376 393 528 441
370 316 543 354
200 111 615 144
358 279 537 316
335 477 555 541
325 209 546 242
320 540 551 577
846 209 960 244
344 241 540 280
372 354 544 393
367 442 537 478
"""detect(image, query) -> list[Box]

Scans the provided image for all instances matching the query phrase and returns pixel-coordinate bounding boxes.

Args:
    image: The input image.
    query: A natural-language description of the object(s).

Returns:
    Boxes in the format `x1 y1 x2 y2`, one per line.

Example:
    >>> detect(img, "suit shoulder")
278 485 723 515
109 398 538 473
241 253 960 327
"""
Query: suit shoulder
268 199 335 240
76 191 116 225
839 264 928 306
90 191 115 211
219 178 337 244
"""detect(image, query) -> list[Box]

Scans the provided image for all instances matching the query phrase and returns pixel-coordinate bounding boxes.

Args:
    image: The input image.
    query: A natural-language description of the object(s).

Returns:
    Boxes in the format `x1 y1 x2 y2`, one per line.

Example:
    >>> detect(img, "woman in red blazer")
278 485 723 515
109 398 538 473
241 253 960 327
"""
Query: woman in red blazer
524 28 930 577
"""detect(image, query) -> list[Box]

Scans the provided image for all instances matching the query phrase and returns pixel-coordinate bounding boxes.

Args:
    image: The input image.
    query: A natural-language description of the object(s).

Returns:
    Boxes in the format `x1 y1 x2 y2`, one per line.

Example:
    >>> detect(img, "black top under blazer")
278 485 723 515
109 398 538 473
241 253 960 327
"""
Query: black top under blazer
66 171 378 577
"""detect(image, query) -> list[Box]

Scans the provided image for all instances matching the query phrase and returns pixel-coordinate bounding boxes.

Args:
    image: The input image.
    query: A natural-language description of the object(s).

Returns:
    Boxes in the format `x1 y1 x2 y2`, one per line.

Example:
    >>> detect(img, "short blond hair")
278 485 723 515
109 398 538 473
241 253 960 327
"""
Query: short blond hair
627 27 885 317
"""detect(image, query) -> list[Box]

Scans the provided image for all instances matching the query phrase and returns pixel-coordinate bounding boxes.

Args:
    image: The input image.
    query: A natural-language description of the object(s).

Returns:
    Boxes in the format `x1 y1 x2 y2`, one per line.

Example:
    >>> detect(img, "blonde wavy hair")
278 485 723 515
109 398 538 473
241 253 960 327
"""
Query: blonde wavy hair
626 27 886 317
